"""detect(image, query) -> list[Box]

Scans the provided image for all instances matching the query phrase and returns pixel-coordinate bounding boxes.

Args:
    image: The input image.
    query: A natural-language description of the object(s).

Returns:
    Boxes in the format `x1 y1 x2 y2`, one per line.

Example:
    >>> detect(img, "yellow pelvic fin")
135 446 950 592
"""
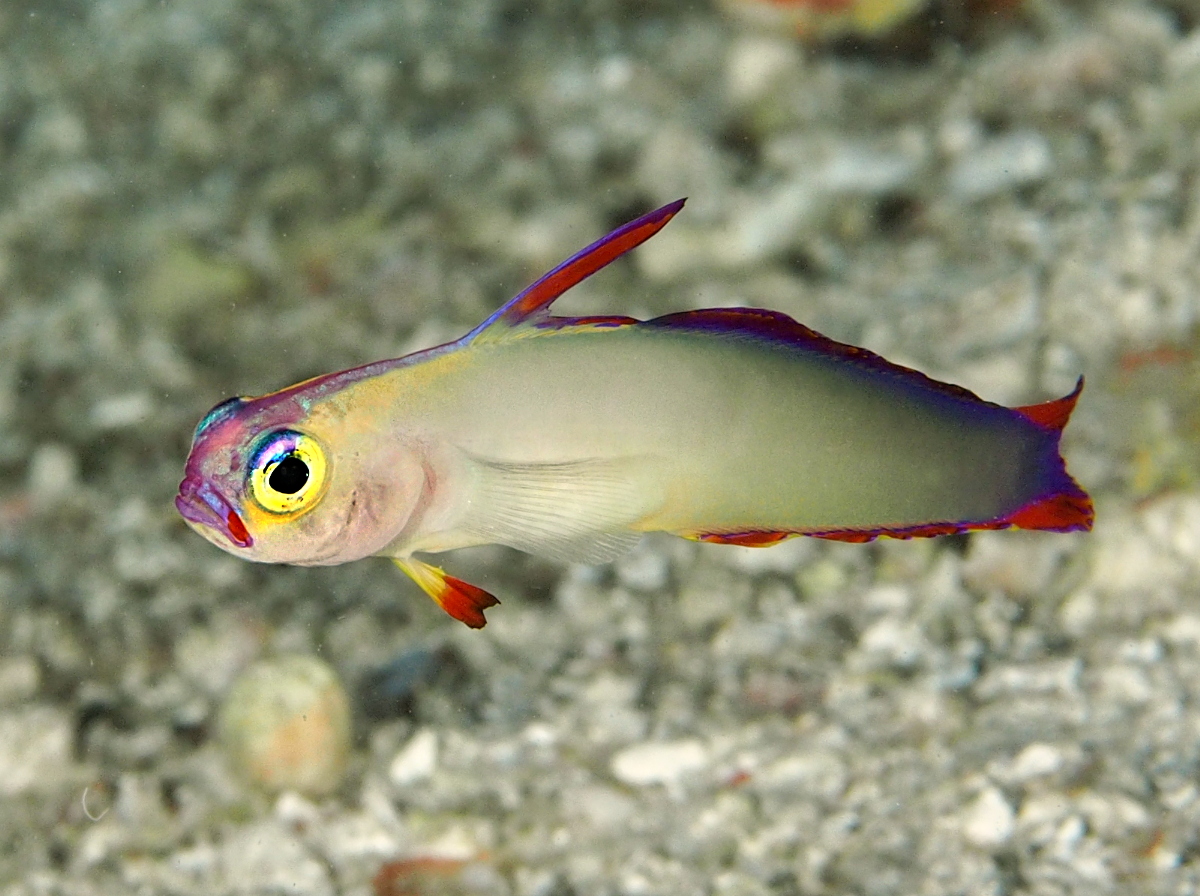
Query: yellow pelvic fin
393 558 499 629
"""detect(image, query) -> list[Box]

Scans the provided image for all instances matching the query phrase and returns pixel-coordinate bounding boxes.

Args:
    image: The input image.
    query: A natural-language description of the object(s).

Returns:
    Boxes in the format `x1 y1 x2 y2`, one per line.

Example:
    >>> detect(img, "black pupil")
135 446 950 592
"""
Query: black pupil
269 455 309 495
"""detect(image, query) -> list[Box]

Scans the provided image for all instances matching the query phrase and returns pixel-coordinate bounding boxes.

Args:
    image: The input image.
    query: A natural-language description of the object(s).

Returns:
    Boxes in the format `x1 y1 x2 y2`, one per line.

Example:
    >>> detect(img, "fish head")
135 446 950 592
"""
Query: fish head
176 389 427 566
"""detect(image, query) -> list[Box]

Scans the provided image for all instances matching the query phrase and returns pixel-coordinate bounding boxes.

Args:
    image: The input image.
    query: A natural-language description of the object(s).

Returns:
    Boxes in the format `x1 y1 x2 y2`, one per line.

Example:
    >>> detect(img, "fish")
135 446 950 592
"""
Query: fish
718 0 928 41
176 199 1093 628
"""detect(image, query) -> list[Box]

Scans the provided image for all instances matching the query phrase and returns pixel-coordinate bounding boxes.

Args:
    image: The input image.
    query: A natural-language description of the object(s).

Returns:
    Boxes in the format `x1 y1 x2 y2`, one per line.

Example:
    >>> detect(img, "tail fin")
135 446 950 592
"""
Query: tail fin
1008 377 1093 532
806 377 1094 539
1004 488 1093 533
1015 377 1083 431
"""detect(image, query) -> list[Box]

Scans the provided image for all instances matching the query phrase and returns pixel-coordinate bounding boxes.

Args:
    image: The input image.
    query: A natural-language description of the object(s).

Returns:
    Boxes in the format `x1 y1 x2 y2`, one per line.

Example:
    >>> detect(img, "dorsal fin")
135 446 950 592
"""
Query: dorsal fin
1014 377 1084 431
465 199 685 341
645 307 990 407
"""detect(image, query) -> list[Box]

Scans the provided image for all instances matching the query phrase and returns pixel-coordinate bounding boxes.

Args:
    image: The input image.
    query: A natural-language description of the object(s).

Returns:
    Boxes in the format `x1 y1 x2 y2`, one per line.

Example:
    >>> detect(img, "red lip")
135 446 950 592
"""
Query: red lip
175 476 253 548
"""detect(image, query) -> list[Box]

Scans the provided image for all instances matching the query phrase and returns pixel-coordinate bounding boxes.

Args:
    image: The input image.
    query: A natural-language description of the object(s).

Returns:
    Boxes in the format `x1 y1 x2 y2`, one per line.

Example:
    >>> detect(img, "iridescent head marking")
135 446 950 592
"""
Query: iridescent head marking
175 389 314 552
195 396 246 439
176 352 453 565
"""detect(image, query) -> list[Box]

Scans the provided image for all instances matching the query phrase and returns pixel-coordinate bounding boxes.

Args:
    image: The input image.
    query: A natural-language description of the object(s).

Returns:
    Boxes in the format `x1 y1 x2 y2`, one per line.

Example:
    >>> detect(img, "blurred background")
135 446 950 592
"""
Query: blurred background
1 1 1199 893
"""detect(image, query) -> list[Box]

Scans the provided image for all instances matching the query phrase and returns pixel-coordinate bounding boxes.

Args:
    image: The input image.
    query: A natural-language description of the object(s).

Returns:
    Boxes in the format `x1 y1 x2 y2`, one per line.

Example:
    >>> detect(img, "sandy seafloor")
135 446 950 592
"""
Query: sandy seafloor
6 0 1200 893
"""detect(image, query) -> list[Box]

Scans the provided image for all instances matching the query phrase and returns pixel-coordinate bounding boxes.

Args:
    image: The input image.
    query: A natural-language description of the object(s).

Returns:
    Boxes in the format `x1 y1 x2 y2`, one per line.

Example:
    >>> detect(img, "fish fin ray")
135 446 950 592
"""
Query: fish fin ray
466 200 685 340
681 530 797 547
393 558 499 628
462 456 655 564
646 308 992 407
545 530 644 564
807 488 1094 542
1002 487 1094 532
1014 377 1084 431
684 481 1093 547
534 314 639 331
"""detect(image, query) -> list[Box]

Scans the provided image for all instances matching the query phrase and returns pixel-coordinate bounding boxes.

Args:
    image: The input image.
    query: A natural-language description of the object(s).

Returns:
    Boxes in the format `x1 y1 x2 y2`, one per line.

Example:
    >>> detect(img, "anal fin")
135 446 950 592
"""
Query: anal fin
683 530 797 547
393 558 499 629
681 488 1094 548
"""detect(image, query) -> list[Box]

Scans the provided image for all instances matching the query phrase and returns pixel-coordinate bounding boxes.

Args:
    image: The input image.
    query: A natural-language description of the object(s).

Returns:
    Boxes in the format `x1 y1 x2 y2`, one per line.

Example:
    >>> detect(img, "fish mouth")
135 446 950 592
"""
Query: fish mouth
175 476 253 548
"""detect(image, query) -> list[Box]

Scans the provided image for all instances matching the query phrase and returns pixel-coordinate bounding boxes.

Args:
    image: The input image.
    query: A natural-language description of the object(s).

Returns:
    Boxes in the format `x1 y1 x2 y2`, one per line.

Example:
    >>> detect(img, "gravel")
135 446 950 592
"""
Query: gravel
2 1 1199 894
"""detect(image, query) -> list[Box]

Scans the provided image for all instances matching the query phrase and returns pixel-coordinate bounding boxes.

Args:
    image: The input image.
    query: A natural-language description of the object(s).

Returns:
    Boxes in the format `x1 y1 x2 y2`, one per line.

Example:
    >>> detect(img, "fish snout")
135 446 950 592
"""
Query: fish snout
175 476 253 548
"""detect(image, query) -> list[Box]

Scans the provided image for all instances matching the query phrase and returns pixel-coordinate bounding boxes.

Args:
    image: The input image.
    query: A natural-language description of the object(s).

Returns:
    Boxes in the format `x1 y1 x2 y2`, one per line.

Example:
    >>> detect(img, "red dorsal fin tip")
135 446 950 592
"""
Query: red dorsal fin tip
467 199 686 339
1015 377 1084 432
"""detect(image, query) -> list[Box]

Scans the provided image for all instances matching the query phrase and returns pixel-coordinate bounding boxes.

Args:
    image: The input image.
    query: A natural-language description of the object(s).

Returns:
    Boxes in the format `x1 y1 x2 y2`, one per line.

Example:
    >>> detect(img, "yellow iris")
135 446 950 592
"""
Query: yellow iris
248 432 328 516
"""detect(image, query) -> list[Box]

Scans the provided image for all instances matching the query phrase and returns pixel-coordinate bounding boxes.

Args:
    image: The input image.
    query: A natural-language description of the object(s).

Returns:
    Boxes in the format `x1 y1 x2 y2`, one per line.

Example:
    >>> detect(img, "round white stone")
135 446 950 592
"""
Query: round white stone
962 787 1016 848
389 728 438 786
610 739 708 787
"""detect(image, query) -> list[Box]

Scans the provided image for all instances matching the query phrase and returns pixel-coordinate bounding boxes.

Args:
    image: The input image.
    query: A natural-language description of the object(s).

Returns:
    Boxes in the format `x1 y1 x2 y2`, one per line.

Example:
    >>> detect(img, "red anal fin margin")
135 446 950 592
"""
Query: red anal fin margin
692 486 1094 548
393 558 500 629
811 530 879 543
690 530 796 547
809 489 1094 542
1014 377 1084 432
810 521 980 542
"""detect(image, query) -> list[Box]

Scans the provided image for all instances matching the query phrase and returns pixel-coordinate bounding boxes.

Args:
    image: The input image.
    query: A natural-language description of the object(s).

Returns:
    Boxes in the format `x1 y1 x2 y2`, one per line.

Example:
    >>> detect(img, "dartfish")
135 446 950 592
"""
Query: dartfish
176 200 1093 628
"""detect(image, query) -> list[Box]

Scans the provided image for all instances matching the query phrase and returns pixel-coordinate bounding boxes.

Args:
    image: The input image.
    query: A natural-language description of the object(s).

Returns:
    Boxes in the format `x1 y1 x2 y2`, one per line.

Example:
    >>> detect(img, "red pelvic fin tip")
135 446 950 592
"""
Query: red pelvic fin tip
437 574 501 629
393 558 501 629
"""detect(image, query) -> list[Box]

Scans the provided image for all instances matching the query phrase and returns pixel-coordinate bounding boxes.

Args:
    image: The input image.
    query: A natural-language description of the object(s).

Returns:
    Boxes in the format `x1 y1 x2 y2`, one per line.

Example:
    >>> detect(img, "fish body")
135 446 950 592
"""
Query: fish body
177 200 1092 627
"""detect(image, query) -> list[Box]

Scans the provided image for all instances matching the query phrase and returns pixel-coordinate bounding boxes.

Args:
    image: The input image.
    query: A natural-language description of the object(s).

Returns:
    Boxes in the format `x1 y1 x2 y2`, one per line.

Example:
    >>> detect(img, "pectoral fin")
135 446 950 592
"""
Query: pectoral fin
463 455 660 564
393 558 499 629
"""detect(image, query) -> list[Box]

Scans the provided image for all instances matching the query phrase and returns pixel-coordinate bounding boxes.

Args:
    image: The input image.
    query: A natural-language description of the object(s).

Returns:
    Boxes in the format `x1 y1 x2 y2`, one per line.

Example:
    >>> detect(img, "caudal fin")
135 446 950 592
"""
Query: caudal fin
680 379 1093 545
1003 488 1093 532
1007 377 1093 533
1014 377 1083 431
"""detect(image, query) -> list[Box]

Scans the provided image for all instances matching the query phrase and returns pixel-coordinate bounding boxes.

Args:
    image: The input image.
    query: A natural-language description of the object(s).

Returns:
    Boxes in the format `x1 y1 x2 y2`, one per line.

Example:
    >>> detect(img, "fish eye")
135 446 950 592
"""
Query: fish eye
248 431 328 515
268 455 309 494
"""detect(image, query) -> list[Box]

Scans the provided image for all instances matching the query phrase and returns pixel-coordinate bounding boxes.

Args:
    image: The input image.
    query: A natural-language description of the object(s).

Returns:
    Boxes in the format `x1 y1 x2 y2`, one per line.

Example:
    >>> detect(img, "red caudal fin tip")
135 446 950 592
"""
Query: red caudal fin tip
1014 377 1084 432
393 558 501 628
1005 489 1094 533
